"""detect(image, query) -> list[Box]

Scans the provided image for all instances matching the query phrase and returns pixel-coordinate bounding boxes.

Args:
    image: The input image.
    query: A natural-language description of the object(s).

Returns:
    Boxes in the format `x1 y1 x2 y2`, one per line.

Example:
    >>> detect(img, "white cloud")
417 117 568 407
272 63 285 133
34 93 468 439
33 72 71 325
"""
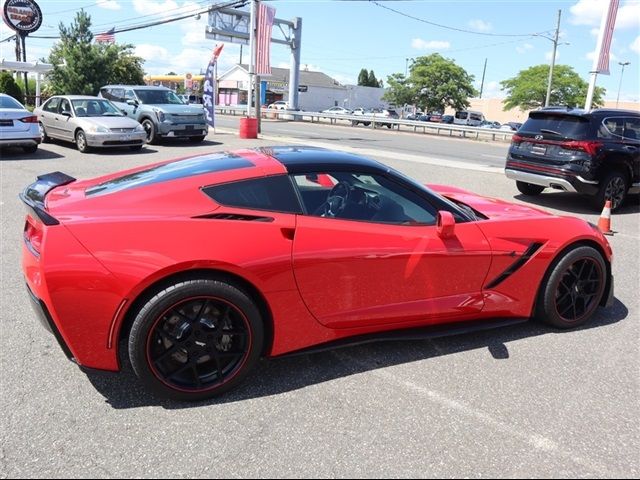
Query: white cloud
475 80 501 98
468 19 492 32
97 0 121 10
631 36 640 53
545 50 561 62
590 27 600 37
411 39 450 50
133 0 202 18
516 43 534 54
569 0 640 29
585 49 618 62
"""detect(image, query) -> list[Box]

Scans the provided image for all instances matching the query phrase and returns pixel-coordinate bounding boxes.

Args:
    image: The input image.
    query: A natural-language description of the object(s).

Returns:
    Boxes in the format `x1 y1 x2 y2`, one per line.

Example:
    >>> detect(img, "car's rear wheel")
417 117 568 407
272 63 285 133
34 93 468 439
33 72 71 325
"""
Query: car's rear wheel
23 144 38 154
142 118 159 144
39 122 50 143
75 130 90 153
189 135 205 143
535 245 606 329
593 170 628 211
129 278 264 401
129 145 144 151
516 181 545 196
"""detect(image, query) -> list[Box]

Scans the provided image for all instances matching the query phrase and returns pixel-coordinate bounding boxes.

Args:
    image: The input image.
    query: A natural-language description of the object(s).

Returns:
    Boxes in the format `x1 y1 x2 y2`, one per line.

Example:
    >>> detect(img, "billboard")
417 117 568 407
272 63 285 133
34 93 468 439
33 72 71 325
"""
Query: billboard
2 0 42 34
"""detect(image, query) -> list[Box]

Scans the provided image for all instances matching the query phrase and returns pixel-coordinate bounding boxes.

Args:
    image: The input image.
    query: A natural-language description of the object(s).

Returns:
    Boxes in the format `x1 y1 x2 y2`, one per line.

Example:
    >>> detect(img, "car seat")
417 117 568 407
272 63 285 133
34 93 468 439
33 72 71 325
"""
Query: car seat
86 103 100 116
75 107 86 117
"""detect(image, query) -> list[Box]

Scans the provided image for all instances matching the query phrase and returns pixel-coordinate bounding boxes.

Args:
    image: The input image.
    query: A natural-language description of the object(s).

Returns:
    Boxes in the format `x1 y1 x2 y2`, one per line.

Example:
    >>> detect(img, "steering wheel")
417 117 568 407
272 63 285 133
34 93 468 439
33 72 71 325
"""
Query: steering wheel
316 181 352 217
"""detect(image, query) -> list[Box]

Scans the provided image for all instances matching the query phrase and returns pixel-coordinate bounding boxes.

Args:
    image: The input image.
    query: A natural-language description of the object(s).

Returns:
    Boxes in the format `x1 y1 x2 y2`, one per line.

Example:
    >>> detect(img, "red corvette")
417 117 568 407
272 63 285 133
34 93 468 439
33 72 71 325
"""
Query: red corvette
21 147 614 400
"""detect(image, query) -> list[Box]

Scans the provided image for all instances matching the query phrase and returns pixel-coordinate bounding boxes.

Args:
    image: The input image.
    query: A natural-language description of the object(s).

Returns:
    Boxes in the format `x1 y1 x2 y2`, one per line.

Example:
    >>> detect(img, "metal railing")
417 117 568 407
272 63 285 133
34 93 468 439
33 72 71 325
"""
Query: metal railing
214 106 516 142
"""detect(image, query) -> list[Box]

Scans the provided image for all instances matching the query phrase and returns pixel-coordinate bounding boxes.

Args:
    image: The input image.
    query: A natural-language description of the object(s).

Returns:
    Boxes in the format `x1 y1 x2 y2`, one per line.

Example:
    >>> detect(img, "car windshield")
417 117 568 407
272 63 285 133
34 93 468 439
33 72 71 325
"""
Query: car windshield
522 113 591 140
72 99 123 117
0 95 24 109
134 89 183 105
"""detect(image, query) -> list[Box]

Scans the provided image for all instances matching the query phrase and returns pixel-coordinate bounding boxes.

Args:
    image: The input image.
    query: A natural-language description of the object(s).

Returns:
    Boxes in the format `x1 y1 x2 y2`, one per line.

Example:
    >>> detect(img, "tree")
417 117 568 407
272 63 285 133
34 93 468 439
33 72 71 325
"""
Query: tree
358 68 370 86
384 54 476 112
501 64 605 110
367 70 382 88
0 71 23 102
46 10 145 95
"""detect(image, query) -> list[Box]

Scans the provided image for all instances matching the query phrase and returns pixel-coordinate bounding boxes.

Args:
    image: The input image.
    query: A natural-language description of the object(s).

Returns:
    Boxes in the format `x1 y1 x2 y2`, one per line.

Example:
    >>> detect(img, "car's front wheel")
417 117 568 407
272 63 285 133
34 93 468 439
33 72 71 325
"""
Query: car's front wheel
39 122 50 143
141 118 159 145
129 278 264 401
535 245 606 329
516 181 545 196
75 130 90 153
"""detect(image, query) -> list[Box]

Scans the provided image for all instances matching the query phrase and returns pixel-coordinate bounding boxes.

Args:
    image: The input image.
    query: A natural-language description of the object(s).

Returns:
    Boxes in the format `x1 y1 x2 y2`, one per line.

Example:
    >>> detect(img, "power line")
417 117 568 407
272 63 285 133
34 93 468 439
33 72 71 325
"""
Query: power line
369 0 553 38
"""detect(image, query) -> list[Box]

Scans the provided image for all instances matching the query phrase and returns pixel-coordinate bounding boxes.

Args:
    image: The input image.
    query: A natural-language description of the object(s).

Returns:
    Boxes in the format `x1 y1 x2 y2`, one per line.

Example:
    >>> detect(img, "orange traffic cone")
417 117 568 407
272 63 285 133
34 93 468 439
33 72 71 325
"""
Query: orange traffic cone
597 200 613 236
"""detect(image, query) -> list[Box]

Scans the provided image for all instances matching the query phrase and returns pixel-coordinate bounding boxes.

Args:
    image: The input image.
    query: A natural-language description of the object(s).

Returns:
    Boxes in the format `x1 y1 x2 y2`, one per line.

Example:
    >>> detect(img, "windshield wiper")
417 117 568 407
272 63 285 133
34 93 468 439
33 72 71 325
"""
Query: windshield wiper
539 128 568 138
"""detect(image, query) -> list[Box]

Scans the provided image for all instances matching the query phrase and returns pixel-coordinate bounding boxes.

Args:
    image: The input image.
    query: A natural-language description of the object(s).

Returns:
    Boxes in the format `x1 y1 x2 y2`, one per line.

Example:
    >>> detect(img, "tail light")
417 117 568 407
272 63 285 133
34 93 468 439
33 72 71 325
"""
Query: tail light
511 133 524 144
19 115 38 124
561 140 603 156
24 216 44 256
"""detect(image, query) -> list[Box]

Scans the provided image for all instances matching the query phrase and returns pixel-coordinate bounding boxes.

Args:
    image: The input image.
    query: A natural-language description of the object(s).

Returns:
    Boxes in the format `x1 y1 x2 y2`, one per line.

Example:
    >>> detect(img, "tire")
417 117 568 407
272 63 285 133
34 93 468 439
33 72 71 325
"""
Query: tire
363 122 371 127
516 181 545 196
75 129 90 153
535 245 606 329
386 124 392 129
351 120 359 126
129 145 144 151
39 122 50 143
141 118 159 145
189 135 206 143
593 170 628 211
23 144 38 154
129 278 264 401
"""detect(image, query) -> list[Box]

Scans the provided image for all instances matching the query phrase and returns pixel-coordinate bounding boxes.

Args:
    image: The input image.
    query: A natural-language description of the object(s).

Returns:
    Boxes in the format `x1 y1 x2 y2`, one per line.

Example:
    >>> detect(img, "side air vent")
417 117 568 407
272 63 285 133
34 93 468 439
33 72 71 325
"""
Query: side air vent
194 213 274 222
485 242 544 289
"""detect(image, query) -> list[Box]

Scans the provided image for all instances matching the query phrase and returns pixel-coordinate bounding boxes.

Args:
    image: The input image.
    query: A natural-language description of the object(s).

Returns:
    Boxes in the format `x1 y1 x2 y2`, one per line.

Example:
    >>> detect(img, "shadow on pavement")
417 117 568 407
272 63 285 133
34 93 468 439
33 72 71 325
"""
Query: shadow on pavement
0 146 65 160
514 192 640 216
85 297 628 410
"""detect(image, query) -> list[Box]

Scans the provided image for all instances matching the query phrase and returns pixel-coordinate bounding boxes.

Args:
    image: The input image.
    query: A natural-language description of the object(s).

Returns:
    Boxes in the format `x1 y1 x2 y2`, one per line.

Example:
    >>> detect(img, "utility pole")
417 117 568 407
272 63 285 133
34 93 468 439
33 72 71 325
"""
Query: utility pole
545 9 561 107
479 58 487 99
616 61 630 108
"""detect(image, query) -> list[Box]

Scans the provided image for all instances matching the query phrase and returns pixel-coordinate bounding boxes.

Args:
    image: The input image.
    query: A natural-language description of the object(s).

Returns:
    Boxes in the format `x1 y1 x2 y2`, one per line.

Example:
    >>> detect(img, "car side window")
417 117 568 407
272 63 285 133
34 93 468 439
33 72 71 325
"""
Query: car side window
42 98 60 113
109 88 125 102
292 172 437 225
58 99 71 114
125 90 136 101
623 117 640 141
202 175 302 214
599 117 625 139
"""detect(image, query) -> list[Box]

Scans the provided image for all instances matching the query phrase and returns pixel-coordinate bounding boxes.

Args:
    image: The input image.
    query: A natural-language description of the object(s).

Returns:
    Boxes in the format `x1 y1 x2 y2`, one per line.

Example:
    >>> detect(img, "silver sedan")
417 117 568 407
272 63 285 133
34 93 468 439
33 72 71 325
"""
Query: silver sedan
34 95 147 153
0 93 41 154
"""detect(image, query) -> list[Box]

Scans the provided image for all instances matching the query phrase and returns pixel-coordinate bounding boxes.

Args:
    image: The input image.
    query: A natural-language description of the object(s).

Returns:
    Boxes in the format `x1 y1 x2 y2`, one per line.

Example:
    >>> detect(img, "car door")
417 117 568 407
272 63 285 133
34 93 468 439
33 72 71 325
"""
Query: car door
56 98 74 141
290 171 492 330
39 97 61 138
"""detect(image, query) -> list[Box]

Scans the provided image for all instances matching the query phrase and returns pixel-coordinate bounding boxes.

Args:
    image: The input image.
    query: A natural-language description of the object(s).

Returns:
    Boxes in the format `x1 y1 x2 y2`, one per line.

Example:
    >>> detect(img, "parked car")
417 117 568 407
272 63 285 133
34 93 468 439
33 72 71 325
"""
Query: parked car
352 108 399 128
0 93 41 154
500 122 523 131
267 100 289 110
505 107 640 210
441 115 454 124
99 85 208 144
426 113 443 123
479 120 501 129
321 106 352 115
34 96 147 153
21 146 614 401
453 110 485 126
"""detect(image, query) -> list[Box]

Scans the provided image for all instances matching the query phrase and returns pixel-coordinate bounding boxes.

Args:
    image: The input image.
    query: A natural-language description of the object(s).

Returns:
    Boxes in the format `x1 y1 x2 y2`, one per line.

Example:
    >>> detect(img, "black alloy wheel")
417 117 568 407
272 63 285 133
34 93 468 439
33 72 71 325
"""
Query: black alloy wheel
129 279 263 401
594 171 628 211
536 245 606 329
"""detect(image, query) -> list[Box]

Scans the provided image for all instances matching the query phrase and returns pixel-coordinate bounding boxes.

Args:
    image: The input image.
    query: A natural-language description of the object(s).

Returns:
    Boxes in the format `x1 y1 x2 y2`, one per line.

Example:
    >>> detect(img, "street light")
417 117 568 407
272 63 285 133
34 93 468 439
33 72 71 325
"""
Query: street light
616 61 630 108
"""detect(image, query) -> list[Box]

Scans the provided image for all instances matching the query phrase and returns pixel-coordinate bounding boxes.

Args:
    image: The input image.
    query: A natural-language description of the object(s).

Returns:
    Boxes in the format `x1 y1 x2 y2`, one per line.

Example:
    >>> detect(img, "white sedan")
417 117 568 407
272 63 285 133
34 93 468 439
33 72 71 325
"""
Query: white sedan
0 93 41 154
321 106 352 115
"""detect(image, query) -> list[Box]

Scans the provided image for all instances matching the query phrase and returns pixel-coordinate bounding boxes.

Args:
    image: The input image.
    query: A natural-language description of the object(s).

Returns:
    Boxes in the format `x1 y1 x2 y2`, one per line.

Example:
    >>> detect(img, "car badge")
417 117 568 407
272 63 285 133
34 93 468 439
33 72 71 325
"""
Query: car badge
535 134 544 140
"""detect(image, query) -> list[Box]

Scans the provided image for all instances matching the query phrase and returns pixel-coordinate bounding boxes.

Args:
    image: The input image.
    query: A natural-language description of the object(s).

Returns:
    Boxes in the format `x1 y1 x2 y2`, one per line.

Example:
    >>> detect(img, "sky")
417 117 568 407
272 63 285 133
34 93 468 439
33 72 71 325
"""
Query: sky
1 0 639 102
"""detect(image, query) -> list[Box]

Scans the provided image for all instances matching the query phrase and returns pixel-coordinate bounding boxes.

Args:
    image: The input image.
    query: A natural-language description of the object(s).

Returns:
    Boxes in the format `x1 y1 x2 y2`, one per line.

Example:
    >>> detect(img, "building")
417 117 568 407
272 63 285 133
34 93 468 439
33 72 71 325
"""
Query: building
217 64 387 111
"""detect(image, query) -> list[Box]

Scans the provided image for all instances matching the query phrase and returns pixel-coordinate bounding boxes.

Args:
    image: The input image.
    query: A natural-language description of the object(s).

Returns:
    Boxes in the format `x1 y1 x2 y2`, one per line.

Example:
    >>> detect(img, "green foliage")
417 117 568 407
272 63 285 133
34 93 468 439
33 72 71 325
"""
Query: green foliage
0 71 24 102
384 54 476 112
45 10 145 96
501 64 605 110
357 68 370 86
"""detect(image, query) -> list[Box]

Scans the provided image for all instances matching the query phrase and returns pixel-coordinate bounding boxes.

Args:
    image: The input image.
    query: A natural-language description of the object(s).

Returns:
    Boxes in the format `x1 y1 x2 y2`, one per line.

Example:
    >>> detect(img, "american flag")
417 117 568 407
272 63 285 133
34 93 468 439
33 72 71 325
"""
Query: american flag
255 3 275 75
95 27 115 44
595 0 619 75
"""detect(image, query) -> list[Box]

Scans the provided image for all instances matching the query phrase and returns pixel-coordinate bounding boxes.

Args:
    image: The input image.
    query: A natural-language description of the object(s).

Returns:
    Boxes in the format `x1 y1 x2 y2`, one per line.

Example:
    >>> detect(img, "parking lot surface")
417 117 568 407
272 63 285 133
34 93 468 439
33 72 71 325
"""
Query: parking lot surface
1 124 638 478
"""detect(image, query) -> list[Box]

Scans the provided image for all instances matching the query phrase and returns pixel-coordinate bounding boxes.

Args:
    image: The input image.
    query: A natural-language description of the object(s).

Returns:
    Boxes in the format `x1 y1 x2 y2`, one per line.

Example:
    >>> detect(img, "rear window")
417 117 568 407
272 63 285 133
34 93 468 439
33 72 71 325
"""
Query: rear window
522 113 591 140
203 175 302 214
86 153 253 196
0 95 23 109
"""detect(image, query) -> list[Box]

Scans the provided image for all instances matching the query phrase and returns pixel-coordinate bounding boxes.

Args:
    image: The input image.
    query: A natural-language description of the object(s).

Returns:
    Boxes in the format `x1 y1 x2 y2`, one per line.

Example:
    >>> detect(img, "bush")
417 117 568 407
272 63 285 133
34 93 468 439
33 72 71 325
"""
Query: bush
0 72 24 103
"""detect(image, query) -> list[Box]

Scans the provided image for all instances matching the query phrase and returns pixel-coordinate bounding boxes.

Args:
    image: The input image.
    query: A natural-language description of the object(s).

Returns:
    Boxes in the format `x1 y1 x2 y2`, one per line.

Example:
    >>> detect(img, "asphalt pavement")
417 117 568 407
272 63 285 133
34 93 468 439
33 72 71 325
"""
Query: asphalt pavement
1 119 638 478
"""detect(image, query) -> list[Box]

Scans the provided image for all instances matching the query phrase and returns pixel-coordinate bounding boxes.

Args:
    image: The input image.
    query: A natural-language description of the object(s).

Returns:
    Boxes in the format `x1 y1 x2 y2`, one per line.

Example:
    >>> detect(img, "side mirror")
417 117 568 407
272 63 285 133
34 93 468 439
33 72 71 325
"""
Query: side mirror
436 211 456 238
126 99 138 106
120 109 128 114
61 110 72 117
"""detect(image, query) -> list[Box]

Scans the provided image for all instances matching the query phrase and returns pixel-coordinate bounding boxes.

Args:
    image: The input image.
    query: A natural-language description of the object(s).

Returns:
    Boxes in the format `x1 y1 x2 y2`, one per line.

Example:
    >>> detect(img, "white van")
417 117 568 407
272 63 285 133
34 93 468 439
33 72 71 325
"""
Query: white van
453 110 485 126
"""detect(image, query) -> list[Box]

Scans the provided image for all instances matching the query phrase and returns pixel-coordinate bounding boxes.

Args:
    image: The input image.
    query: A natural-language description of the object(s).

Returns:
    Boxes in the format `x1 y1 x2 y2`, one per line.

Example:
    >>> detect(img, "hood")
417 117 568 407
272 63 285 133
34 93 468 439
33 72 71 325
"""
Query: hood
78 116 142 129
427 184 553 220
146 104 204 115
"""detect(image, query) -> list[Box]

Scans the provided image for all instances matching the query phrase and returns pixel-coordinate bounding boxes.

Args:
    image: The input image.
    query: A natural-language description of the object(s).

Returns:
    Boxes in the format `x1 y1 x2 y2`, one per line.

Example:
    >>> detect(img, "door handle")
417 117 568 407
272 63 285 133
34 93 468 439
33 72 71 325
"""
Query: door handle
623 145 638 151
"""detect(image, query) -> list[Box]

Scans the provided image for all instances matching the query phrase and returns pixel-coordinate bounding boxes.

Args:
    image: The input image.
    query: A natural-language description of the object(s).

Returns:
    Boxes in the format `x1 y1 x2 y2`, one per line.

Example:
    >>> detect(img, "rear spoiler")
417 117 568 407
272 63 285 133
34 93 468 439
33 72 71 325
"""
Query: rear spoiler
19 172 76 226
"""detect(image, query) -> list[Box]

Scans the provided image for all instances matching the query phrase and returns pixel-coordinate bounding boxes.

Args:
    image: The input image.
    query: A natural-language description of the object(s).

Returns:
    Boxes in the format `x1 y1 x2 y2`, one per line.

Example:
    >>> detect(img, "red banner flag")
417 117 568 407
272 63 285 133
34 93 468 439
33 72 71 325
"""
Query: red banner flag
594 0 619 75
256 3 275 75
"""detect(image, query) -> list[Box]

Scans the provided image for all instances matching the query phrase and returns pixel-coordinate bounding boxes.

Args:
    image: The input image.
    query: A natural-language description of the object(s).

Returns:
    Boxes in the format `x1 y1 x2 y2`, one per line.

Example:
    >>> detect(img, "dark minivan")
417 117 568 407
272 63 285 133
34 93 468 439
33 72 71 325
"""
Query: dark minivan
505 107 640 210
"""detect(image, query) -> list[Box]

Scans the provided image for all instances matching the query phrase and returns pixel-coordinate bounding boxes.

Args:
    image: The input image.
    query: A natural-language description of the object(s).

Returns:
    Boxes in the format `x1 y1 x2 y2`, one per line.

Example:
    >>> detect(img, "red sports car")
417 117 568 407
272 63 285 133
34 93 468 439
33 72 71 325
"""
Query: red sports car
21 147 614 401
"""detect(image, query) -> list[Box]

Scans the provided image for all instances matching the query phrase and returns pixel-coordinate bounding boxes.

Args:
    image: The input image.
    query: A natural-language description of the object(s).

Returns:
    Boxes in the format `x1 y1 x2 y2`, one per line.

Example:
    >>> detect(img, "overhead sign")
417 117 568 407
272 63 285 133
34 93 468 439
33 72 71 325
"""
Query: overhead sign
2 0 42 35
206 7 250 46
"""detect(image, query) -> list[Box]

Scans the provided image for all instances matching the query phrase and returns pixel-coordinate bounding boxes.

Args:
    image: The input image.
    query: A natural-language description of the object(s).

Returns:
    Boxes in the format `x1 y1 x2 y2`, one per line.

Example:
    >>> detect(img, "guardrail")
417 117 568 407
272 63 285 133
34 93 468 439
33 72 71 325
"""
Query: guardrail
215 106 516 142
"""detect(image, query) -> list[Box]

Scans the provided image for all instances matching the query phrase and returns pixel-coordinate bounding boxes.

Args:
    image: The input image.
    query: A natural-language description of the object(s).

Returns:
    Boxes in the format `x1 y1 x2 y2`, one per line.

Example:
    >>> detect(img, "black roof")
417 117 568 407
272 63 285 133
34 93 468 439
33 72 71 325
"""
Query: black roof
260 146 388 174
531 107 640 118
